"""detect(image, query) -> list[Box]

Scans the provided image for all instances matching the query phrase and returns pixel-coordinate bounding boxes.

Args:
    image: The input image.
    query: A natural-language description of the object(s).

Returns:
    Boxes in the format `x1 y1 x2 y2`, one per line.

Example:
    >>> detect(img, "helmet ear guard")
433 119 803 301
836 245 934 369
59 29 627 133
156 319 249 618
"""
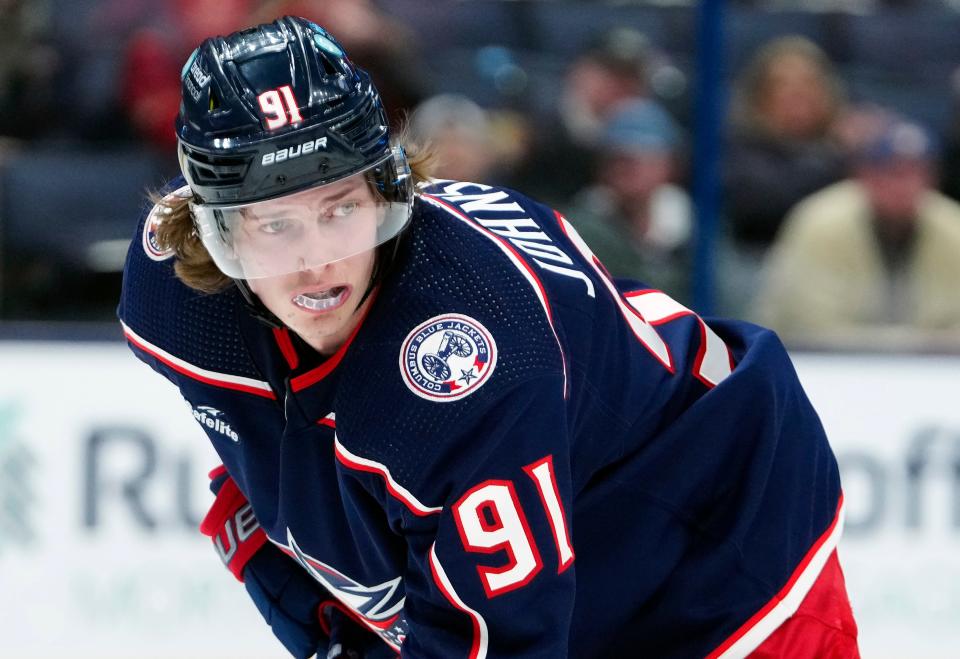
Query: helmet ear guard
376 145 413 199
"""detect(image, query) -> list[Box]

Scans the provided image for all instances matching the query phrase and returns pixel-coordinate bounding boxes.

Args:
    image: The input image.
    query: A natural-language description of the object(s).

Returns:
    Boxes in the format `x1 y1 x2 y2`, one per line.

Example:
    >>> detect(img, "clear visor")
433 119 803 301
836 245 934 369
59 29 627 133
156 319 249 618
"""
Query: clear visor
191 159 410 280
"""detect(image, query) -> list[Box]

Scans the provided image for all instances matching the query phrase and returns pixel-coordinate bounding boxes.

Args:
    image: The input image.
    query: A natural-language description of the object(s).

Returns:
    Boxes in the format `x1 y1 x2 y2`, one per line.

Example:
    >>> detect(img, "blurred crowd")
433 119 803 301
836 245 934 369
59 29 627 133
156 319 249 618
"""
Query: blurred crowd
3 0 960 351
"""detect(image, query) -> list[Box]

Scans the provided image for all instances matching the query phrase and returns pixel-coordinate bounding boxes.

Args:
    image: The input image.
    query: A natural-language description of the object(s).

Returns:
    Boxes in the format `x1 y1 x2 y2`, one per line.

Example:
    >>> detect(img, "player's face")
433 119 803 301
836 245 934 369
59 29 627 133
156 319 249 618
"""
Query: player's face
246 176 380 355
231 174 380 278
193 165 410 281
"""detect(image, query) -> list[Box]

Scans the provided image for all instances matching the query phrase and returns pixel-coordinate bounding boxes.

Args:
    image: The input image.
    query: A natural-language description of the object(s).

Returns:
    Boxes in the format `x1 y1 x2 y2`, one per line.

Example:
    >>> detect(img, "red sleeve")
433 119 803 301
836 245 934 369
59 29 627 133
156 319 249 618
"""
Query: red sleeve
749 550 859 658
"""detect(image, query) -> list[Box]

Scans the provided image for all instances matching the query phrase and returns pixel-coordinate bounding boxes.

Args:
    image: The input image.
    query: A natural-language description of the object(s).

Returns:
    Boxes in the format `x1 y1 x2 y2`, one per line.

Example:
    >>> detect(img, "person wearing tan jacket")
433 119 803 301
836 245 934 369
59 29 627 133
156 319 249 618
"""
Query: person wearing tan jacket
753 117 960 350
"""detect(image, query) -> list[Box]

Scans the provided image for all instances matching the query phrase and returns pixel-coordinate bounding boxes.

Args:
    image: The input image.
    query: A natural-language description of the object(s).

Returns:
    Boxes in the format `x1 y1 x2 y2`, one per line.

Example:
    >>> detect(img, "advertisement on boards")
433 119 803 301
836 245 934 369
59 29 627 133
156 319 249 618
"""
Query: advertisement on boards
0 342 278 658
0 342 958 657
794 353 960 659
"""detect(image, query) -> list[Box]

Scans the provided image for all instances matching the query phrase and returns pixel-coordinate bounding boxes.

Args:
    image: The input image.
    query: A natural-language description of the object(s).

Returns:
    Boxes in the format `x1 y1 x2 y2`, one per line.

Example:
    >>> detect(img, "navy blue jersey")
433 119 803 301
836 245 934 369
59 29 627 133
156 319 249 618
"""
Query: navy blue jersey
119 179 844 658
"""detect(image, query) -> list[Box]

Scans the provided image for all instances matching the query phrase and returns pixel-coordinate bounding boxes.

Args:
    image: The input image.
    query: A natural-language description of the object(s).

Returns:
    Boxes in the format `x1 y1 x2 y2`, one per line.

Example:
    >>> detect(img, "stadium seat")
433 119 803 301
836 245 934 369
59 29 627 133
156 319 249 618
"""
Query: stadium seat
0 147 169 319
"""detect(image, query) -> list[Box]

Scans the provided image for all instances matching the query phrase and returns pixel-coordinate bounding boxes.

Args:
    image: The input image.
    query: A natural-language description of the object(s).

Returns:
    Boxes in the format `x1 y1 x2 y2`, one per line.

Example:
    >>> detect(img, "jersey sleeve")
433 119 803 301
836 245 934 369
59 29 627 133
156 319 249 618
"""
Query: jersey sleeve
117 181 282 492
397 373 576 659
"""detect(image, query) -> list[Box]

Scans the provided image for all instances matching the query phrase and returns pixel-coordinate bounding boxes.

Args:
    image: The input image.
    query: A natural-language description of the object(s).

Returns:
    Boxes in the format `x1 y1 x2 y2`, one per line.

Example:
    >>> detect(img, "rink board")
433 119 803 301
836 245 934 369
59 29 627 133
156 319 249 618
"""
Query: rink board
0 342 955 657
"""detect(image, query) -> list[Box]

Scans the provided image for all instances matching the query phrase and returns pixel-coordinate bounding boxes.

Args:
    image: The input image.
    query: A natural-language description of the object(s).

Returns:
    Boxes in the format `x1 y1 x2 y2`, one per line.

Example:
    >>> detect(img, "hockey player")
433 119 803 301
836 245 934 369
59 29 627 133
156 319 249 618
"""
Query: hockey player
118 16 858 658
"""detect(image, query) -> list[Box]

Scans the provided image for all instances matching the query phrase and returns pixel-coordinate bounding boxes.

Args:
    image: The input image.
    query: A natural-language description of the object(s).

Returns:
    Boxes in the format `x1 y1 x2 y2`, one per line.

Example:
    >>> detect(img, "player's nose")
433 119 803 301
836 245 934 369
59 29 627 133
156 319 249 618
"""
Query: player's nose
294 240 339 274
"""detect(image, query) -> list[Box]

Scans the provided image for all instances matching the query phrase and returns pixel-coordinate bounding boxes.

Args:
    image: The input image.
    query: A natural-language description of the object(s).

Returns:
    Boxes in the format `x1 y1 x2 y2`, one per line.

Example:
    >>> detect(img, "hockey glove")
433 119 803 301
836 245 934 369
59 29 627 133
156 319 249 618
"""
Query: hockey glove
319 602 400 659
200 466 329 658
200 467 396 659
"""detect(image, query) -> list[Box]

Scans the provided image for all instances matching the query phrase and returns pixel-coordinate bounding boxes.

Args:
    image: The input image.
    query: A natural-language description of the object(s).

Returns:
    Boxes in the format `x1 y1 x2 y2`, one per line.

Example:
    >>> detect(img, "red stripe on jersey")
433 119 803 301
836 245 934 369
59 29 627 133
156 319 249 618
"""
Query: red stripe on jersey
691 320 714 390
623 289 734 388
122 323 276 399
272 327 300 369
290 288 379 391
334 439 442 517
707 494 847 659
429 543 488 659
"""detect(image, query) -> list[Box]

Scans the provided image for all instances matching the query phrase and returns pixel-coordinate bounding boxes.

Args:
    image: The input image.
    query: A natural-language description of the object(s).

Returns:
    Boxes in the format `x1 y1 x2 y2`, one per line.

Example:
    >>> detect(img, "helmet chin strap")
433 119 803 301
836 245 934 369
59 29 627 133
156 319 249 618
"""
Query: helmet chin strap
233 278 284 329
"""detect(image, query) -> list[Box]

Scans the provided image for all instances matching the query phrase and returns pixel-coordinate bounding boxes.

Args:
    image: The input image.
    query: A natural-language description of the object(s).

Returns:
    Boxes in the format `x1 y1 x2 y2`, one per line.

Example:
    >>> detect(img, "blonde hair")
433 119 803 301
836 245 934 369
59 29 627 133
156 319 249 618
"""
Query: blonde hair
731 35 844 137
154 138 436 293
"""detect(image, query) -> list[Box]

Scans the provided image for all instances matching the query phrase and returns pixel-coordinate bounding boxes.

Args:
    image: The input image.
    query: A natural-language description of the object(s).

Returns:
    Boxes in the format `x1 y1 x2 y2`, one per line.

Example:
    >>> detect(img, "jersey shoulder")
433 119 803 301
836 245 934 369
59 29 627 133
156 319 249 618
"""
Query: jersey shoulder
334 185 567 499
364 181 566 382
117 179 263 385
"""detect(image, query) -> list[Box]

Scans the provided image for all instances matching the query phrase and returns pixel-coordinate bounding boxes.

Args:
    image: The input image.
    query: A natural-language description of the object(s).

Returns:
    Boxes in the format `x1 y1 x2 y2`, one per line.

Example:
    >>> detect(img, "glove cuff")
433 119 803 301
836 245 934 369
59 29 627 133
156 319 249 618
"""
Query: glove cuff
200 471 268 581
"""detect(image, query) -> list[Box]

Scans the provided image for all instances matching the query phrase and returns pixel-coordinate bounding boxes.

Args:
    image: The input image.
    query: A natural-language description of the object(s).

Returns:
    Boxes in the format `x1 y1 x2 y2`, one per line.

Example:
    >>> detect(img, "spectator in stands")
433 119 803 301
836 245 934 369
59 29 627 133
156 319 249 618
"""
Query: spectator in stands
752 117 960 349
566 99 692 303
0 0 59 141
938 63 960 203
409 94 499 184
724 36 847 252
510 27 653 207
117 0 254 151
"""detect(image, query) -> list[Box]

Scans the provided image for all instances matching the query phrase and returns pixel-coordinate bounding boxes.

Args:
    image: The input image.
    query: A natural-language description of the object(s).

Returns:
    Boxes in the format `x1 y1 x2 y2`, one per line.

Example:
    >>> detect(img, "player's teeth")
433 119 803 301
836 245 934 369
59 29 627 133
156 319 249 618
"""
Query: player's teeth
294 287 344 310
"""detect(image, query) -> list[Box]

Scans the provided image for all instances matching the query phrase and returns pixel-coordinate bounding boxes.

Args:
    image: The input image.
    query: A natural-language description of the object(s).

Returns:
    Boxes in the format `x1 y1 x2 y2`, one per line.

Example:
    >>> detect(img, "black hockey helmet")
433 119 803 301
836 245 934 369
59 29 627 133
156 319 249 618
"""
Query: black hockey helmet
176 15 410 208
175 16 413 324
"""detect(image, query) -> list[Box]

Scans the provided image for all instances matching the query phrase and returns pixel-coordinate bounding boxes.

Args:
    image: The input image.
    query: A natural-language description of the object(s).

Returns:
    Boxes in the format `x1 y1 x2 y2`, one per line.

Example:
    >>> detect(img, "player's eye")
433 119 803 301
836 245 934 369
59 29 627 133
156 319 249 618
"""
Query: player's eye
258 218 292 234
329 201 359 218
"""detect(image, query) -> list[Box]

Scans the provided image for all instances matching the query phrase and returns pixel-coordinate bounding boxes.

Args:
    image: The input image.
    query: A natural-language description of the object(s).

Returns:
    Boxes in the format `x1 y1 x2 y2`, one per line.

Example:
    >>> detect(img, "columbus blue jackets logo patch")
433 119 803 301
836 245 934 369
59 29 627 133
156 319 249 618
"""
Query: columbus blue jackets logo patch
400 314 497 402
142 185 190 261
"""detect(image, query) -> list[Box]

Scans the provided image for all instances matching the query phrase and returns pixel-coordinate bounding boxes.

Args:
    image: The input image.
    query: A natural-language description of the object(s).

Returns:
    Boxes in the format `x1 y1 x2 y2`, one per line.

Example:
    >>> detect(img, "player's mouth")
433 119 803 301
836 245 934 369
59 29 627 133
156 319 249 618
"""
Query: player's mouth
292 285 350 314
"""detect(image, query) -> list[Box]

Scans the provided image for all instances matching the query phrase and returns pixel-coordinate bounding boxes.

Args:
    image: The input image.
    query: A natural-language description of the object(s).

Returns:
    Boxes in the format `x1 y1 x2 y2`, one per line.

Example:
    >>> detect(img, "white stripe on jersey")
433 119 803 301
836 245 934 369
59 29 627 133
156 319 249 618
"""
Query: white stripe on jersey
335 437 443 516
626 291 733 387
121 320 275 395
712 497 846 659
429 542 490 659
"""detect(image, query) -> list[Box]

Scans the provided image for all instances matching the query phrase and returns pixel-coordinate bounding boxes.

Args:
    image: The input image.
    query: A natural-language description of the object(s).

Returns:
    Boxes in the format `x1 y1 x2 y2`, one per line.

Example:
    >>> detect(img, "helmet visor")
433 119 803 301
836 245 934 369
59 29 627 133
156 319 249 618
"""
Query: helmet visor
191 156 410 280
